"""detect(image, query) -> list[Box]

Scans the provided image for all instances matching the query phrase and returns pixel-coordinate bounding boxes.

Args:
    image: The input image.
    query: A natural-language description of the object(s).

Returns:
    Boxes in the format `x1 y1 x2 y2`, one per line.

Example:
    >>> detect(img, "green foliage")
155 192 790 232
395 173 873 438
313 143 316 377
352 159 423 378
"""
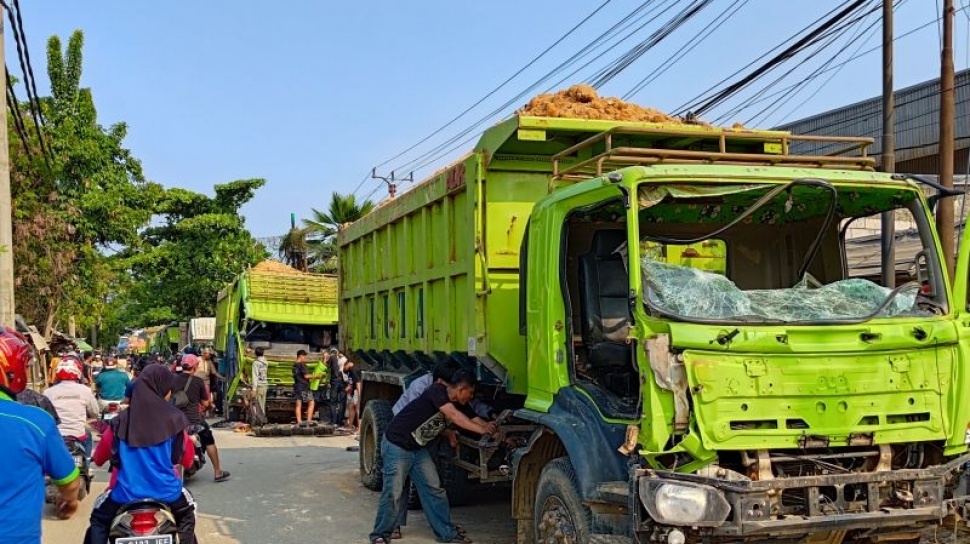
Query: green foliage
10 30 268 347
301 192 374 273
121 180 269 322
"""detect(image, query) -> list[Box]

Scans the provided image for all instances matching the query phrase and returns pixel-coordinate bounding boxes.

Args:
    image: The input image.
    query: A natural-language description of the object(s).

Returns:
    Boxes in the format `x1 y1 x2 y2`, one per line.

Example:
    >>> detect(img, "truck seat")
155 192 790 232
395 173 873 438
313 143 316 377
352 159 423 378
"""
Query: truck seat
579 230 632 372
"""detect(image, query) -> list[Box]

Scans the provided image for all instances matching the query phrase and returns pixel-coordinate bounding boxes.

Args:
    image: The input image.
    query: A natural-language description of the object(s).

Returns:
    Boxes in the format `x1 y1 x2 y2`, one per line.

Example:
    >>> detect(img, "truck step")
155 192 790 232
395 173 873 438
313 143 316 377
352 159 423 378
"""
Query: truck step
588 481 630 505
589 534 632 544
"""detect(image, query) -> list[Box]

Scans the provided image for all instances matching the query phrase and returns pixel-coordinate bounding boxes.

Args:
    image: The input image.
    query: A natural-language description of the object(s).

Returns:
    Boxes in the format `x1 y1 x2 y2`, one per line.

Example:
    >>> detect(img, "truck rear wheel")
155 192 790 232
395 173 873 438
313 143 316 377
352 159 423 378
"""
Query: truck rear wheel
535 457 592 544
360 399 393 490
439 456 470 506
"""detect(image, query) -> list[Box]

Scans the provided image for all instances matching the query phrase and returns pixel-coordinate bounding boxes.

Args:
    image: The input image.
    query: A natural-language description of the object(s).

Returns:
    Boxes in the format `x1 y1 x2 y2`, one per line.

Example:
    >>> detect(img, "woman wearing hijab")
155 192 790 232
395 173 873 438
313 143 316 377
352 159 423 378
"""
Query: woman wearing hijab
84 365 198 544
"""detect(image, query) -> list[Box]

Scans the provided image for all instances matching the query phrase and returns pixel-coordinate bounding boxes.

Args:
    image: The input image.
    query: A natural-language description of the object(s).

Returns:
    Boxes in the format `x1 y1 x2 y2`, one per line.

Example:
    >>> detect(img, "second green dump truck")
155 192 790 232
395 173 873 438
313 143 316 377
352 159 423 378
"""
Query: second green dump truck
216 261 339 422
340 114 970 544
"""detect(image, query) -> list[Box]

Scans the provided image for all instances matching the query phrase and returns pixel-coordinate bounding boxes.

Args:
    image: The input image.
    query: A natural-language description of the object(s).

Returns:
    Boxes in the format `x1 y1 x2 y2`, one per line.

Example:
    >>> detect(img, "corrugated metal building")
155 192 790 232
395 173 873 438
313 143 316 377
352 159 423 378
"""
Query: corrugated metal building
776 69 970 174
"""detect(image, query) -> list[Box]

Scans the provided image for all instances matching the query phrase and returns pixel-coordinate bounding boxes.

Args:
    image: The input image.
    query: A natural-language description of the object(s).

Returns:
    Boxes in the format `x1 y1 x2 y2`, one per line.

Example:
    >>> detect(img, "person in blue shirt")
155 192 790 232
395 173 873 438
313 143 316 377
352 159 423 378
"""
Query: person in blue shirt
84 364 198 544
94 356 131 409
0 327 81 544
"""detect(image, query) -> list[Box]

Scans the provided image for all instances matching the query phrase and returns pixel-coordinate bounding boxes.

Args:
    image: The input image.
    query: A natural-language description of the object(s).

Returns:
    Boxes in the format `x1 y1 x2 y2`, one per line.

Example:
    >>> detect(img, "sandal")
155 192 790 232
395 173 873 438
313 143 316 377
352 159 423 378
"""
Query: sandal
454 525 467 538
371 539 387 544
391 527 403 540
214 471 232 482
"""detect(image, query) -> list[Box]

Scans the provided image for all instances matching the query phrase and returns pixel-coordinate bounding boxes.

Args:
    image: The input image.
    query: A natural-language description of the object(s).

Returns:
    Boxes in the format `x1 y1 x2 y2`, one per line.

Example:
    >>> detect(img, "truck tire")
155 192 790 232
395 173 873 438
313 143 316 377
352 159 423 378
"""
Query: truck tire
360 399 393 490
534 457 592 544
439 457 470 507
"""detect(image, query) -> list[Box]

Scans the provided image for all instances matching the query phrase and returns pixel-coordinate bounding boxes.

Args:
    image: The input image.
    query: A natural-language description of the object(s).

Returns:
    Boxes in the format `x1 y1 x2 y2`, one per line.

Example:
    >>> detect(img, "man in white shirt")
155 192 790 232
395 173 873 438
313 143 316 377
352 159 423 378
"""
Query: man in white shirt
251 347 269 416
44 357 99 455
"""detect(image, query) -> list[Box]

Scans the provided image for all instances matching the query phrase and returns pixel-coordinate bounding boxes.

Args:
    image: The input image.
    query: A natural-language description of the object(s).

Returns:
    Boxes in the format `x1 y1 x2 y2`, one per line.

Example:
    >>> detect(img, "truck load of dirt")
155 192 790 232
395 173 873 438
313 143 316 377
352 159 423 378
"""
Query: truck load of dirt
517 84 683 124
253 260 307 275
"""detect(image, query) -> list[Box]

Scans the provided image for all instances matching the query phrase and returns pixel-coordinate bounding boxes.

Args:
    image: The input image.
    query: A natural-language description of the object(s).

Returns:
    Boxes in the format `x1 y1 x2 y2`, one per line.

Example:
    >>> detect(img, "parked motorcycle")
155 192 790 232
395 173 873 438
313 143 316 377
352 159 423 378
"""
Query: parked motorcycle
105 498 179 543
46 437 92 505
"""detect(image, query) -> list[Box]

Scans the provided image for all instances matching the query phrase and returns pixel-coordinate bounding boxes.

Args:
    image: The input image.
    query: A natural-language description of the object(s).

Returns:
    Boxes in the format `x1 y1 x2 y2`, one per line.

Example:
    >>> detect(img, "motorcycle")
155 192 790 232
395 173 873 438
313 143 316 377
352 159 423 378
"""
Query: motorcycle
183 426 206 480
46 437 92 504
105 498 179 543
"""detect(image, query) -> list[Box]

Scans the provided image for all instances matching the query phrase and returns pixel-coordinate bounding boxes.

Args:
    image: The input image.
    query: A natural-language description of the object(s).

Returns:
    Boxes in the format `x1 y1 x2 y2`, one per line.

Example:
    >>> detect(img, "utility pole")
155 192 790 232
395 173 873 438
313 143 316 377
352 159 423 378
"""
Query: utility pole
880 0 896 288
939 0 957 278
0 4 15 329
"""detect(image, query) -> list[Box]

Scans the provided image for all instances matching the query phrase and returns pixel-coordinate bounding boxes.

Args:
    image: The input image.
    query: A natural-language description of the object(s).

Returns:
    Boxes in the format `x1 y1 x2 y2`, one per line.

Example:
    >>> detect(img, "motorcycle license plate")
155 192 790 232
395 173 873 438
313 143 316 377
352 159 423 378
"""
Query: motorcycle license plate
116 536 173 544
73 455 84 467
103 412 118 420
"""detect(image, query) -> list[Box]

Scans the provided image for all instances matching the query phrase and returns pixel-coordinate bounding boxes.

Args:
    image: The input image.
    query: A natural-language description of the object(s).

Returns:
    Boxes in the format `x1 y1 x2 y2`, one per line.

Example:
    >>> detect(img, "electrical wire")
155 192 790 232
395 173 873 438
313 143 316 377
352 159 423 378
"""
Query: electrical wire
672 1 868 116
684 0 872 118
623 0 749 101
366 0 614 178
2 0 52 172
6 69 32 159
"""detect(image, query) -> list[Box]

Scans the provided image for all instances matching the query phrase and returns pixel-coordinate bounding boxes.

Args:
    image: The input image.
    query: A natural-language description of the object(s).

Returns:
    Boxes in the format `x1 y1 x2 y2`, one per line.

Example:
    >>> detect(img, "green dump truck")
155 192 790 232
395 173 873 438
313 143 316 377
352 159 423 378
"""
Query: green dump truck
340 115 970 544
217 261 339 422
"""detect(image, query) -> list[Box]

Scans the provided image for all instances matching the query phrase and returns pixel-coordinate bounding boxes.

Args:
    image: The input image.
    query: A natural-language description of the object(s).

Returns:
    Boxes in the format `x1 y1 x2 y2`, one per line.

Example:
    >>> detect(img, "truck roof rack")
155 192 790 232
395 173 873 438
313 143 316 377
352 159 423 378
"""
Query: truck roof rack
551 125 875 183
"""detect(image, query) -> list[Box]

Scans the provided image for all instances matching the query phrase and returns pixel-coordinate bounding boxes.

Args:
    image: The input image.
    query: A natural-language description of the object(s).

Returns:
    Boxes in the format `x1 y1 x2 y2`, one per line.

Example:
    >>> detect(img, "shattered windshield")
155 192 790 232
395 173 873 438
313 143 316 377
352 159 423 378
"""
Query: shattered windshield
635 180 939 324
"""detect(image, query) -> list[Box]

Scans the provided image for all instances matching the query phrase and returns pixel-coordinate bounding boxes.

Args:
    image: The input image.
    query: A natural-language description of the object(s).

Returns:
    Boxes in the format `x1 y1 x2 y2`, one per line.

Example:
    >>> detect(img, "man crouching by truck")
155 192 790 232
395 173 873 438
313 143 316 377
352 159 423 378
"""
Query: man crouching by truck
369 369 497 544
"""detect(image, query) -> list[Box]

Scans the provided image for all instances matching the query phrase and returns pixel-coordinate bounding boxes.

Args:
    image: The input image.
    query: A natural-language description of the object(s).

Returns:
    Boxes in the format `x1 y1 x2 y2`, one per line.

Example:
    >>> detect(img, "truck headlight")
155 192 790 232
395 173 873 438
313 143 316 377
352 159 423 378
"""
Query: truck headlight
640 480 730 527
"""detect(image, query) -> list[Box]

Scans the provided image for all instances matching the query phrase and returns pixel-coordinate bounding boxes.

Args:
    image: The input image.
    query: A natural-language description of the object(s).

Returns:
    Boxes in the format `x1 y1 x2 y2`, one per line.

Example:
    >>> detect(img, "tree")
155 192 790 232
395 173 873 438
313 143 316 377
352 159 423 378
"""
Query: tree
121 180 269 321
10 30 159 337
302 192 374 273
278 226 311 271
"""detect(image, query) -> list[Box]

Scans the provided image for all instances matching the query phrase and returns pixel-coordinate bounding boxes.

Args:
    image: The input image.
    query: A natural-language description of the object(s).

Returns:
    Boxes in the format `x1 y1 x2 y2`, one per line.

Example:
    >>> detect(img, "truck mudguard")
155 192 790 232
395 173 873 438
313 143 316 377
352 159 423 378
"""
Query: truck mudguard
514 387 629 497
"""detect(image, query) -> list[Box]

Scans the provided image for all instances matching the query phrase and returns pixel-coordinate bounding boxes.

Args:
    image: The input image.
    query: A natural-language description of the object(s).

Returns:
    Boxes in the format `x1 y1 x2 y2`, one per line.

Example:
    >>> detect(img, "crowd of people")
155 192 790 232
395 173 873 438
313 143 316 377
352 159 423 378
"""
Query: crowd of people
0 328 231 544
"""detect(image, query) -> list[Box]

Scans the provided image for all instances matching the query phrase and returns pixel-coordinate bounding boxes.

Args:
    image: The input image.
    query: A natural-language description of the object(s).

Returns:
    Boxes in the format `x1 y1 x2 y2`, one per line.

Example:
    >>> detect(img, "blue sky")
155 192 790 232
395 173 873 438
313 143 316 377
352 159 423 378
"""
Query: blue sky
22 1 950 238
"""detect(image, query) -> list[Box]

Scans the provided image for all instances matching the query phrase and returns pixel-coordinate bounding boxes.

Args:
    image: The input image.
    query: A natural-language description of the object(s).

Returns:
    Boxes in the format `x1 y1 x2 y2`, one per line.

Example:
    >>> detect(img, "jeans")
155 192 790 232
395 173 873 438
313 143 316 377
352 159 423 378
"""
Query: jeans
83 488 197 544
370 438 456 543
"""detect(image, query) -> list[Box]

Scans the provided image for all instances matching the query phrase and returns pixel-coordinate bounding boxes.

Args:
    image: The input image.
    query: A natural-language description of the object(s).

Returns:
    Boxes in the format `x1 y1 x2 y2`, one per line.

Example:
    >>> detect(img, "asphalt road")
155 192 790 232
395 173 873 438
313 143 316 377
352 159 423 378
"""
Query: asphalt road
42 427 515 544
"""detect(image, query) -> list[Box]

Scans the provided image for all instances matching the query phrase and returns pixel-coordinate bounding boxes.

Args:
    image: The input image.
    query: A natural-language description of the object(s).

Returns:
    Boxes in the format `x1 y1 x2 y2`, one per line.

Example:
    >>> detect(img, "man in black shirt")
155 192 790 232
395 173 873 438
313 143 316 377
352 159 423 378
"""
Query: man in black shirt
173 354 231 482
369 369 496 544
327 348 346 427
293 349 324 425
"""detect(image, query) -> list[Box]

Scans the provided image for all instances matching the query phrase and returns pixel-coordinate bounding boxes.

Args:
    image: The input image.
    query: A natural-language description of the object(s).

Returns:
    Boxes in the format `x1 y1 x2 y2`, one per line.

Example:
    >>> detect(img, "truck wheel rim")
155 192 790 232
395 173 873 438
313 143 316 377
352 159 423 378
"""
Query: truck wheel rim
538 496 577 544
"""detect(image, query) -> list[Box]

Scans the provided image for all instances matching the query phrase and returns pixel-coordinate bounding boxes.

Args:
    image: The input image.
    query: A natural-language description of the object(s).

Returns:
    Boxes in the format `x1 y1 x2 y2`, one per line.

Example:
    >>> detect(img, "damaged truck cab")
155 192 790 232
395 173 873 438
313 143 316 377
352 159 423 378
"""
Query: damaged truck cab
344 117 970 544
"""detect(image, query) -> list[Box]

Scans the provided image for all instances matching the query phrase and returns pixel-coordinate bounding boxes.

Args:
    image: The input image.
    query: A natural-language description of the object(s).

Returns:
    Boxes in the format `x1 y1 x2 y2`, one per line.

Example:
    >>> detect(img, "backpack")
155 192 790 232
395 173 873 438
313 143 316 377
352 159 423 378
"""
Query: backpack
171 375 195 410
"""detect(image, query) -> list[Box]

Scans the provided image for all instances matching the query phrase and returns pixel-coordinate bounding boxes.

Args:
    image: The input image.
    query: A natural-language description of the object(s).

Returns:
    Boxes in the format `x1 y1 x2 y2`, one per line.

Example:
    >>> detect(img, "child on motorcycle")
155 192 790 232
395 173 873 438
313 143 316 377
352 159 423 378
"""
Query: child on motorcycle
83 365 198 544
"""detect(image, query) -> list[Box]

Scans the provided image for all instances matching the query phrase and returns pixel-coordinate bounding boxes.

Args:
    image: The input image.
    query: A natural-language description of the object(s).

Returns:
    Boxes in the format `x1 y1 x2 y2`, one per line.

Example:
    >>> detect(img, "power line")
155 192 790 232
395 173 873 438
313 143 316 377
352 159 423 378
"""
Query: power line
623 0 749 100
6 70 33 160
713 7 957 124
371 0 613 174
11 0 45 128
2 0 52 172
379 0 676 182
671 2 864 116
683 0 873 118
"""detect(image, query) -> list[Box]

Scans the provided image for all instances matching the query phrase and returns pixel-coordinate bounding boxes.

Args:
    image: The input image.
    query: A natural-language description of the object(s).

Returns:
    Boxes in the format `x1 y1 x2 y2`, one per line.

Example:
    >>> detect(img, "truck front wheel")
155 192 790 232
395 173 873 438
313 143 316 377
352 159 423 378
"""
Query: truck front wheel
360 399 393 490
534 457 592 544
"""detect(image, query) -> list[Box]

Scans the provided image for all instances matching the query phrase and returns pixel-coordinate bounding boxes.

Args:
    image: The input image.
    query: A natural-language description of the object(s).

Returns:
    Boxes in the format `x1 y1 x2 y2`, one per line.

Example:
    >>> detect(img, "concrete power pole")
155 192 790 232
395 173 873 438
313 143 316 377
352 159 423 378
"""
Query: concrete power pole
0 4 15 328
939 0 957 278
880 0 896 288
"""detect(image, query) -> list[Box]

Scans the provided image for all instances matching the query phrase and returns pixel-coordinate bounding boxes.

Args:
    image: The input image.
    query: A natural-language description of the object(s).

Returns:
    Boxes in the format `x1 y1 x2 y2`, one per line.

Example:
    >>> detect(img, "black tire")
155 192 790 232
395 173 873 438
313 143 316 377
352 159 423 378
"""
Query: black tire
360 399 393 490
77 477 88 501
407 480 421 510
534 457 592 544
439 457 470 507
227 405 243 422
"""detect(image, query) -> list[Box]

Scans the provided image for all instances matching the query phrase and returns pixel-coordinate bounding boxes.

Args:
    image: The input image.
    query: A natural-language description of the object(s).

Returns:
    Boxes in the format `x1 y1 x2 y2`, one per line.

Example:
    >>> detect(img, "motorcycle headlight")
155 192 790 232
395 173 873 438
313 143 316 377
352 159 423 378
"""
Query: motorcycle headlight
640 480 730 527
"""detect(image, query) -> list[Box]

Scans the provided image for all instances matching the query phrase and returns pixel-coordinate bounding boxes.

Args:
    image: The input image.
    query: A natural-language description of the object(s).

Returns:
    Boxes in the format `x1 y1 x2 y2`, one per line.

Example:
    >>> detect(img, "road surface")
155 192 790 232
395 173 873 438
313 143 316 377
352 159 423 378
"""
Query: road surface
42 427 515 544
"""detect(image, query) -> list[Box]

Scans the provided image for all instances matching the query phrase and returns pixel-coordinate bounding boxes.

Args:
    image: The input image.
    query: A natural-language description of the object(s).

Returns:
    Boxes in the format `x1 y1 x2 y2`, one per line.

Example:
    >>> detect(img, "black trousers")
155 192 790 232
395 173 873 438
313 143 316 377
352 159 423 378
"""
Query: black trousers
83 490 196 544
330 381 347 425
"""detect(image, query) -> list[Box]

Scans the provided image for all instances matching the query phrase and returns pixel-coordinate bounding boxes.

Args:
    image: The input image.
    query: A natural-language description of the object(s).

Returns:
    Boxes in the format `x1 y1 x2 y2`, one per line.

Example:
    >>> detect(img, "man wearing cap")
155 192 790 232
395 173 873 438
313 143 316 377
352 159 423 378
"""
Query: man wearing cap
173 354 231 482
94 356 130 411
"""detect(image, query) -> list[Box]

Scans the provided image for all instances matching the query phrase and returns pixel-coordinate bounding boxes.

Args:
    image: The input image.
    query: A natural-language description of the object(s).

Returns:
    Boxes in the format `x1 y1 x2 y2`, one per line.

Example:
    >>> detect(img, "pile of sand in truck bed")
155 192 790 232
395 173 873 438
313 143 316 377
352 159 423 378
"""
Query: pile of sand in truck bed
517 84 683 124
253 260 306 275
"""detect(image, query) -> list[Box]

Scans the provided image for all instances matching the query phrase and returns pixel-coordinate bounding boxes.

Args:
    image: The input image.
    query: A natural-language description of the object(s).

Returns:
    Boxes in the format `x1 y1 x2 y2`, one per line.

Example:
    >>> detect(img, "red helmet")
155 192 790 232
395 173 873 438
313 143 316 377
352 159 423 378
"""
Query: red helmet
0 328 32 394
54 357 83 382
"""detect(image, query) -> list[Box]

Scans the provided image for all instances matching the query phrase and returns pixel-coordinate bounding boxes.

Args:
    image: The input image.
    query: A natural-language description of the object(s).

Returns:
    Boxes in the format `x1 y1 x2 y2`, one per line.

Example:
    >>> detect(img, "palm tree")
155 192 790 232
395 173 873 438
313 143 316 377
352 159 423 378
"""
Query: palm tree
278 226 311 271
304 192 375 238
298 192 374 274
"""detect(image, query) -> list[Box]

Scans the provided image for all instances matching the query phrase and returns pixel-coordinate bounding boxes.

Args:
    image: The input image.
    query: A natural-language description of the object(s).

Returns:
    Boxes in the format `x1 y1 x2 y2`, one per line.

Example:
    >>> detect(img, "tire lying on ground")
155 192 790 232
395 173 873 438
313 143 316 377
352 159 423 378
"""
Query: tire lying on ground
360 399 393 490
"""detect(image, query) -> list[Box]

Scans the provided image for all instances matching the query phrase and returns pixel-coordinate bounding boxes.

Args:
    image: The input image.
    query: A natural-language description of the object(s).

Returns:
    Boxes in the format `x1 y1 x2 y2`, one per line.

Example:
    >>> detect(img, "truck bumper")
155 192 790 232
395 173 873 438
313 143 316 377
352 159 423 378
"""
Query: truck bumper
633 453 970 540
